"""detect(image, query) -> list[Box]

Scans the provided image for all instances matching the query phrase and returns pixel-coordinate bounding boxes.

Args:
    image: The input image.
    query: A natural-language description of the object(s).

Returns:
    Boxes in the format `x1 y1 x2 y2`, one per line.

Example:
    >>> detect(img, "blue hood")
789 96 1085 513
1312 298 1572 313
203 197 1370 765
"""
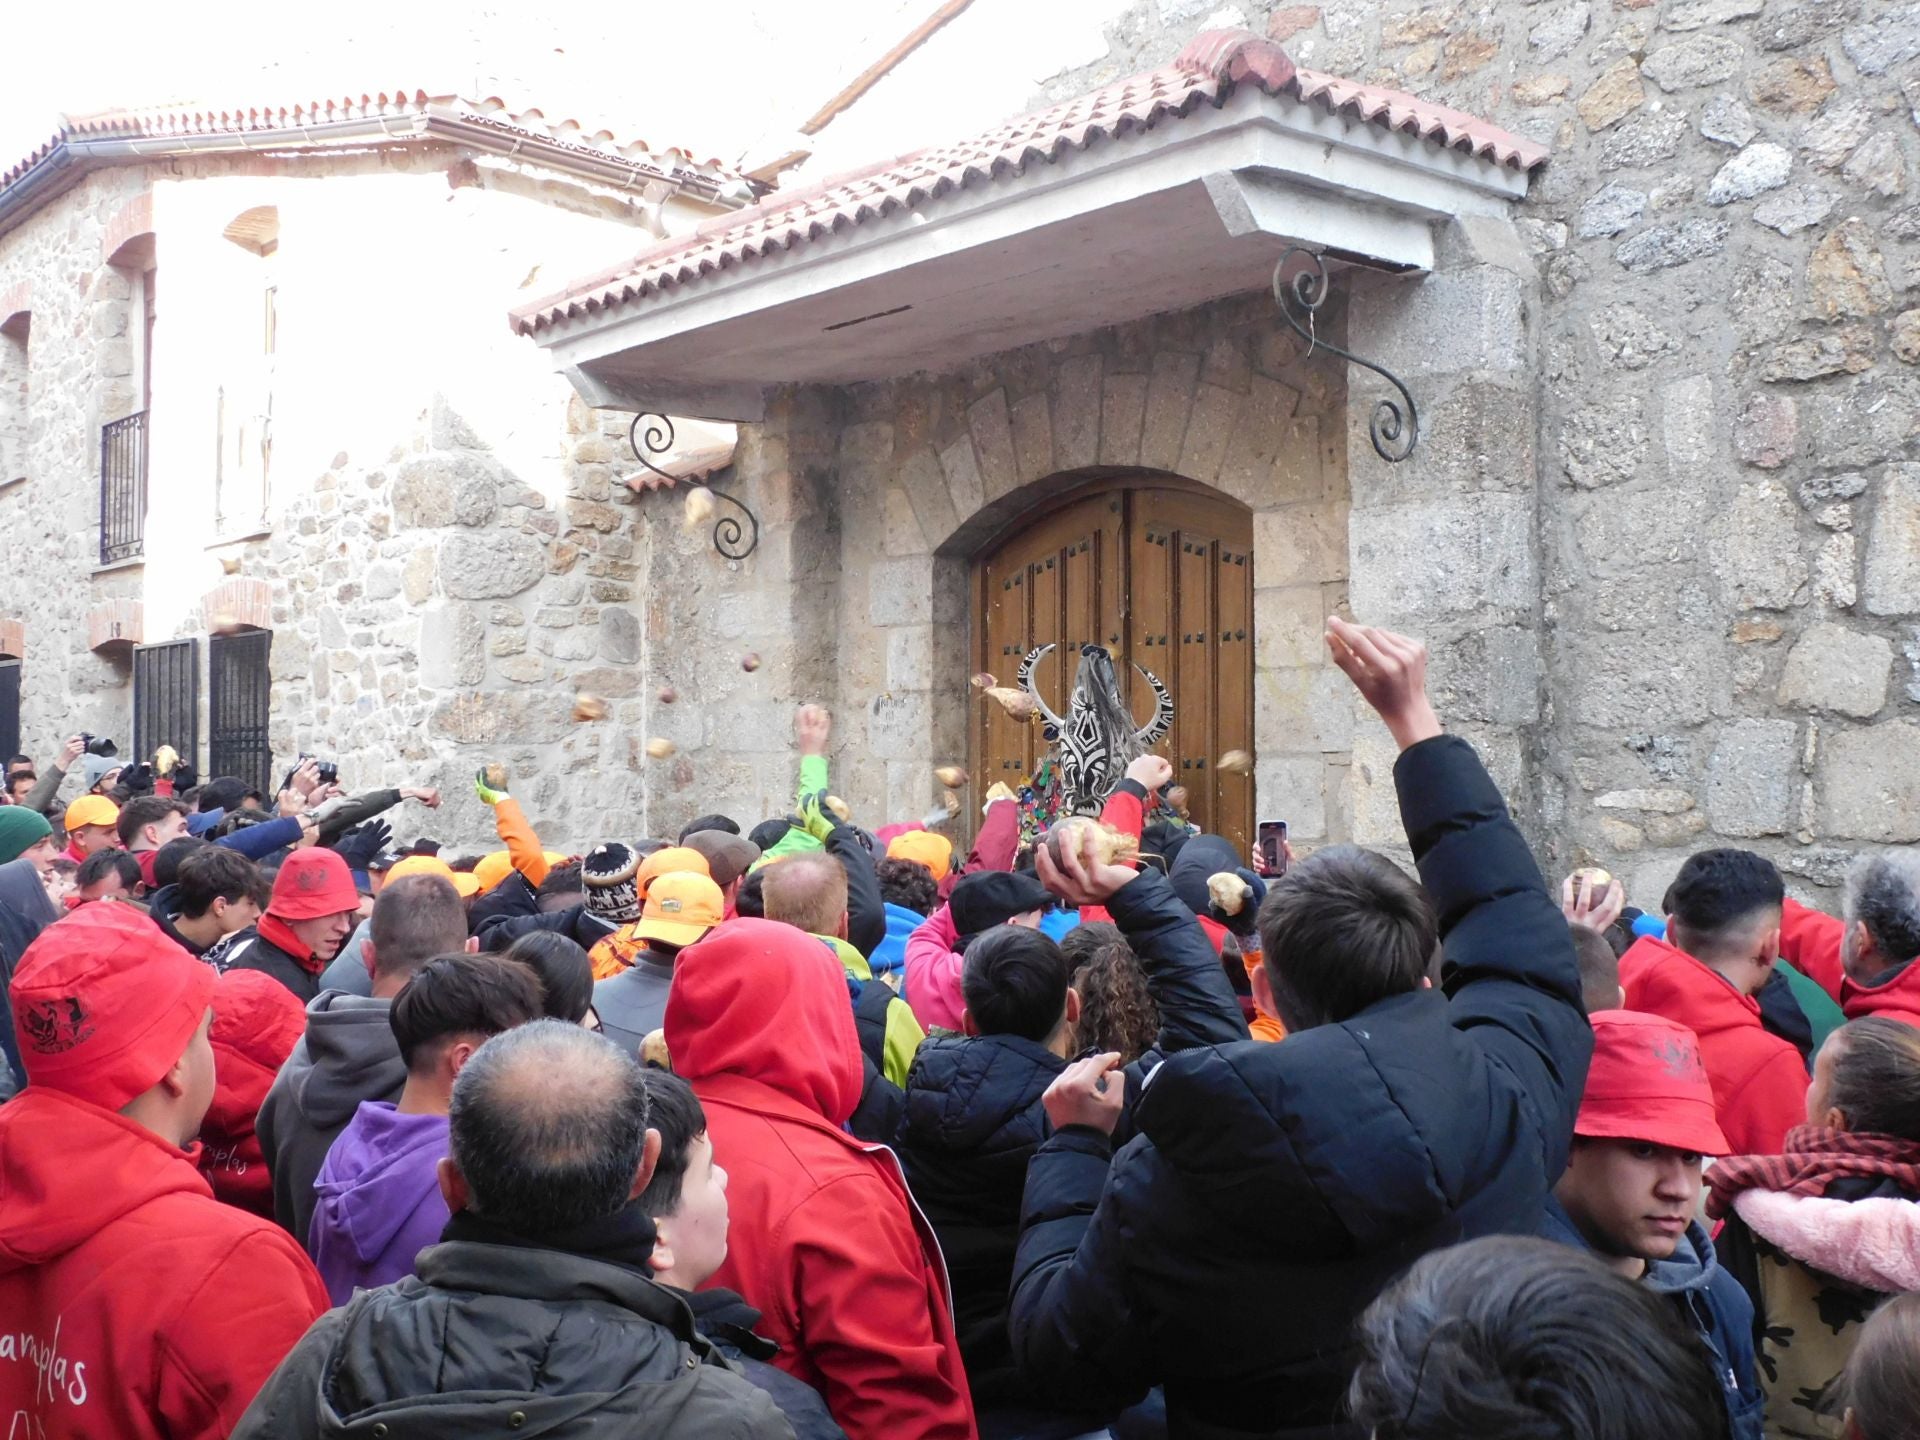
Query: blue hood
1542 1195 1718 1296
869 902 924 976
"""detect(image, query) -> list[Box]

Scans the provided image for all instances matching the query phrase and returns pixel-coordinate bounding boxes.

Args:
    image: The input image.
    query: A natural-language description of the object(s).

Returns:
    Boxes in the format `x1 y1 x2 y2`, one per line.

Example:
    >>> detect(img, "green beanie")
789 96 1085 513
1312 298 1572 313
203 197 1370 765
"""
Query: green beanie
0 806 53 864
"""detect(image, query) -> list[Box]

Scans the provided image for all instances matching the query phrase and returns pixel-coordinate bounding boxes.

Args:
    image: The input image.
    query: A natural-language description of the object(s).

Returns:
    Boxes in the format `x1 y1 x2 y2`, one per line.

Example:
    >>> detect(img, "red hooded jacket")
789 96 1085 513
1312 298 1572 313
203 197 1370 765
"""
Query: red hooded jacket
1779 897 1920 1027
198 968 308 1217
0 1087 328 1440
1619 935 1808 1155
666 917 976 1440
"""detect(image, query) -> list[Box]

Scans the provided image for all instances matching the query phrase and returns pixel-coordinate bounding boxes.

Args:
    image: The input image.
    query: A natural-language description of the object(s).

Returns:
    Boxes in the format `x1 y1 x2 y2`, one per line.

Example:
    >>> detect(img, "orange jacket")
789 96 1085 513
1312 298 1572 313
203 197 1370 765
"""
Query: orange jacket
492 797 552 888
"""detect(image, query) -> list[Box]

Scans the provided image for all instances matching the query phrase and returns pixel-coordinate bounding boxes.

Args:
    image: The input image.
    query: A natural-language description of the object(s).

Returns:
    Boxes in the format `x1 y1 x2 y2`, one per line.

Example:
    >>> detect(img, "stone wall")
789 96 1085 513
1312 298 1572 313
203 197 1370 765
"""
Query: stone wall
1027 0 1920 903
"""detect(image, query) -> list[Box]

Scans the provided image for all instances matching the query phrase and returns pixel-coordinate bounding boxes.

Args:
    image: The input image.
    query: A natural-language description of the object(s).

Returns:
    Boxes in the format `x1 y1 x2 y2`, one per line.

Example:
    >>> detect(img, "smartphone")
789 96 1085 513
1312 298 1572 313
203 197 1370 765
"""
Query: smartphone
1257 820 1289 876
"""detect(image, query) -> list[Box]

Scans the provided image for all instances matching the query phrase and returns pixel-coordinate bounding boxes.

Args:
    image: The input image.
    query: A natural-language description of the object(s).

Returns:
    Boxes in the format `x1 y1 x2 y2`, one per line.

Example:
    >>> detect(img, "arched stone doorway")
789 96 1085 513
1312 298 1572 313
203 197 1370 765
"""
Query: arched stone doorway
969 475 1254 850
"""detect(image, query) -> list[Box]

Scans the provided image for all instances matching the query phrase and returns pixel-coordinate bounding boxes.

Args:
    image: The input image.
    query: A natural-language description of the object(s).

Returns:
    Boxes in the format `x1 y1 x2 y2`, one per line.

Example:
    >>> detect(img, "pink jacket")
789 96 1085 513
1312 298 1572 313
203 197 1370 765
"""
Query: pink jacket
905 905 966 1033
1731 1187 1920 1293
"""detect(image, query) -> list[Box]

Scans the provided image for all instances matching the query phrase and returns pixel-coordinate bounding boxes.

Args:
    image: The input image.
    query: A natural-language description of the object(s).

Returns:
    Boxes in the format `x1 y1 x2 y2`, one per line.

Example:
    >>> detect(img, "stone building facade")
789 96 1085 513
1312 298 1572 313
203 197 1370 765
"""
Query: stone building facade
0 96 747 848
507 1 1920 908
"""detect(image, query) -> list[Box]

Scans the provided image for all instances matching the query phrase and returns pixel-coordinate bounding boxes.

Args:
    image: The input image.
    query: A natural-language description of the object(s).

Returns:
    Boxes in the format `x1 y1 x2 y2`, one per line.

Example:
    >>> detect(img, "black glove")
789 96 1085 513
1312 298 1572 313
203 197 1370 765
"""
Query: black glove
171 763 199 792
330 819 393 872
119 762 155 794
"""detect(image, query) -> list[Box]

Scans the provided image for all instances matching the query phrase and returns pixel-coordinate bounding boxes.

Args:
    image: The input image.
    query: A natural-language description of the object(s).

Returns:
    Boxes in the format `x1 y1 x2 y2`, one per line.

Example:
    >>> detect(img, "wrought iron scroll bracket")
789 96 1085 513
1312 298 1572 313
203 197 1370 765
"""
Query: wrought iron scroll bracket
1271 248 1420 464
629 412 760 560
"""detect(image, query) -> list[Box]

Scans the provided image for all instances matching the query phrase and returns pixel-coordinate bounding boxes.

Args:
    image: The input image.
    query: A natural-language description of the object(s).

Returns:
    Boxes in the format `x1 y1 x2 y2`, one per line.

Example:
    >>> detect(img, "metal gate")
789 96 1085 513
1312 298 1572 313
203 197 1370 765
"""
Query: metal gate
0 660 19 763
133 639 199 771
209 629 272 796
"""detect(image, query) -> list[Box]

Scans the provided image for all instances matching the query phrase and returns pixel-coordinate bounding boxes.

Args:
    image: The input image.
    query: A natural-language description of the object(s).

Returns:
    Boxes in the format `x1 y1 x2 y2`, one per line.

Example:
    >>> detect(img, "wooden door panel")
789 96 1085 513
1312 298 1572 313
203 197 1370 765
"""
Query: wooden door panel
972 483 1252 848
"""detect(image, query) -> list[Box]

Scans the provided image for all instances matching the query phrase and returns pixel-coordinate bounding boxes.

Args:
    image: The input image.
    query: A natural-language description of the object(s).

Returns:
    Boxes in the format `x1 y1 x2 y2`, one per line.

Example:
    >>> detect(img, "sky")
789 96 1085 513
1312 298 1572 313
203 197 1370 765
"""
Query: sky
0 0 937 172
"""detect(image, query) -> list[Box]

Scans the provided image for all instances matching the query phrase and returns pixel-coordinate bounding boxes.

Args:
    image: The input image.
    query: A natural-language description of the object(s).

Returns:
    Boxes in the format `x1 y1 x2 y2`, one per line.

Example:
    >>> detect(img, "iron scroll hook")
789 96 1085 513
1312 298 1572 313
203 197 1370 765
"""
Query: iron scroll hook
629 412 760 560
1271 249 1420 464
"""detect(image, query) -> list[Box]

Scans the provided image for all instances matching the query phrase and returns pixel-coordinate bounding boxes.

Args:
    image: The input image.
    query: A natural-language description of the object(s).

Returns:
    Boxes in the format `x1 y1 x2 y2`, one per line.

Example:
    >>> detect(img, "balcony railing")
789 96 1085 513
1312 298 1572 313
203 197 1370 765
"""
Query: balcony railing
100 409 148 564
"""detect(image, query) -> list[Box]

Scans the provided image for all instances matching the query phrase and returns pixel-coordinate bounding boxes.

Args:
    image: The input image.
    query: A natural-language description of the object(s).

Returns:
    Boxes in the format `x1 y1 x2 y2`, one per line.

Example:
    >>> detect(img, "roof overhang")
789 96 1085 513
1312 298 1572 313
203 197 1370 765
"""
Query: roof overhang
532 82 1532 422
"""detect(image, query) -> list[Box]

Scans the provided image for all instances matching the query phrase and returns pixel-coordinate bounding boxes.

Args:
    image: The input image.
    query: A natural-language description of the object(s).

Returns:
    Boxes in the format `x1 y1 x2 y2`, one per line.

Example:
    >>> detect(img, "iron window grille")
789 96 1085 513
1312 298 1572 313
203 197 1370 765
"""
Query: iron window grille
100 410 148 564
0 660 20 764
133 639 199 772
208 629 272 797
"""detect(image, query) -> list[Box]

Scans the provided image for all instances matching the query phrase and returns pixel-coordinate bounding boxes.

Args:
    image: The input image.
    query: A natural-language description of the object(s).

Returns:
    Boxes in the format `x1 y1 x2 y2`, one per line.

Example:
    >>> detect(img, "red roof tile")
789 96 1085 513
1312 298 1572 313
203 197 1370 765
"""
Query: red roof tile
511 29 1548 338
2 91 746 199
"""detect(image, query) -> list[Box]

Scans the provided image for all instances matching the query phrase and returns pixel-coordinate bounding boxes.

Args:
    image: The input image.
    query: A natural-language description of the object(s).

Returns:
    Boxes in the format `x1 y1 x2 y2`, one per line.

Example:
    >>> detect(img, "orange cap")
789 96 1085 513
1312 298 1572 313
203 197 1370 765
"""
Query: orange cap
634 872 726 948
887 830 953 882
637 846 711 894
63 796 120 834
384 854 482 900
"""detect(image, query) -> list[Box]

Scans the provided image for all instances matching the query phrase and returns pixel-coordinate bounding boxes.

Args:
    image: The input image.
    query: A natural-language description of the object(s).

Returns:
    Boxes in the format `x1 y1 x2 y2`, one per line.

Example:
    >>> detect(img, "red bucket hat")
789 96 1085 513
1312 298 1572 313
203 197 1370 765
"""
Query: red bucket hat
1577 1009 1731 1157
269 847 361 921
10 904 215 1111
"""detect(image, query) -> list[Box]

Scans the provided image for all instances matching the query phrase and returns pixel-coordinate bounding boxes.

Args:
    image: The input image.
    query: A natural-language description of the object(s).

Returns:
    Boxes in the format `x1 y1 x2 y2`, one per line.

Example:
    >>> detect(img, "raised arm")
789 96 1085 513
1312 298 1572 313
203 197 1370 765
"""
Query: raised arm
1328 617 1591 1181
476 765 553 888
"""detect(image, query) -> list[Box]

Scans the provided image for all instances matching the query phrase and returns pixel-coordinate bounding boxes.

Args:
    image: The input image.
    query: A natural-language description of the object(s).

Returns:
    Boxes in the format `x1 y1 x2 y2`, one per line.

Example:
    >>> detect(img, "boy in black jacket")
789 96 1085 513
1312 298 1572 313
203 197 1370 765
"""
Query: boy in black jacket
1009 617 1592 1439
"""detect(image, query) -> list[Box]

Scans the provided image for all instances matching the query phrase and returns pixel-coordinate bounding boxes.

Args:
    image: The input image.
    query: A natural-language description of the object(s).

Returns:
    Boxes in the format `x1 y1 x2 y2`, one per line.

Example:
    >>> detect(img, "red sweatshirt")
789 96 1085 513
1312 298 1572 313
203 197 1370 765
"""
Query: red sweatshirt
667 918 976 1440
0 1088 328 1440
1779 897 1920 1027
197 970 308 1217
1619 935 1808 1155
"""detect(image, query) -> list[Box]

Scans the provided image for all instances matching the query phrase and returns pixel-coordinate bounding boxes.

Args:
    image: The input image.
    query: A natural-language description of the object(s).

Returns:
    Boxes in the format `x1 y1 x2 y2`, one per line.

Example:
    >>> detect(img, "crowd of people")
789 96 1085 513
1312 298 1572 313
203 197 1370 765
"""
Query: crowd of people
0 615 1917 1440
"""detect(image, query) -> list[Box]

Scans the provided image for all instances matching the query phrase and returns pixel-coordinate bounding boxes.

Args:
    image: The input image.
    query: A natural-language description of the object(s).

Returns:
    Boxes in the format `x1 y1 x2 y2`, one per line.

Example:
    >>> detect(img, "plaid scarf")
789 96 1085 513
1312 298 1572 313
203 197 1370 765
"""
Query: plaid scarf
1706 1125 1920 1220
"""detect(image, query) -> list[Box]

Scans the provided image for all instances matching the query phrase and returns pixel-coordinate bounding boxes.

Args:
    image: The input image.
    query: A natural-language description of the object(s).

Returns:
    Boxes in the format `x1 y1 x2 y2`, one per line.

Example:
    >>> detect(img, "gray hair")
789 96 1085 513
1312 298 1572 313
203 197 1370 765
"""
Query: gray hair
1844 851 1920 972
447 1019 652 1237
369 874 469 982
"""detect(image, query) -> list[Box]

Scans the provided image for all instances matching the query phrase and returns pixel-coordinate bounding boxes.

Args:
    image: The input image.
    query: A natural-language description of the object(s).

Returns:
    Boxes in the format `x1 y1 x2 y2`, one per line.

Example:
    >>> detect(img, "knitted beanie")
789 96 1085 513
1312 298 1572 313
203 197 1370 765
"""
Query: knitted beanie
0 806 51 864
582 842 642 926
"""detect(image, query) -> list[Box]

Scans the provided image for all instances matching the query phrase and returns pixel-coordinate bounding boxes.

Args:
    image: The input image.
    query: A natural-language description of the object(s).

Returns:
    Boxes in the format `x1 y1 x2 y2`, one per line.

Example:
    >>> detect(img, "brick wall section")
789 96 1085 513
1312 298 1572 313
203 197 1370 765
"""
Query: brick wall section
201 578 270 633
86 599 142 651
101 192 153 264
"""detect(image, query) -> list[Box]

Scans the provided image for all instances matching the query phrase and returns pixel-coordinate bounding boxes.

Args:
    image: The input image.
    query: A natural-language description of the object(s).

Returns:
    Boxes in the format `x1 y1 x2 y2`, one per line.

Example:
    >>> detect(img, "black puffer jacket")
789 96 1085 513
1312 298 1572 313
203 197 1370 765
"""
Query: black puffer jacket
233 1231 794 1440
1008 735 1592 1439
896 866 1248 1404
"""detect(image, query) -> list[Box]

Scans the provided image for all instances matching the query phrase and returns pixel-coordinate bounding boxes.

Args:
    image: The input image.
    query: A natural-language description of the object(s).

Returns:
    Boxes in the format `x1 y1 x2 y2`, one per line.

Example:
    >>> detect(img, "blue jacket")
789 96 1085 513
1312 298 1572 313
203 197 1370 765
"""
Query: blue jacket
868 902 922 977
1008 734 1593 1438
1544 1198 1764 1440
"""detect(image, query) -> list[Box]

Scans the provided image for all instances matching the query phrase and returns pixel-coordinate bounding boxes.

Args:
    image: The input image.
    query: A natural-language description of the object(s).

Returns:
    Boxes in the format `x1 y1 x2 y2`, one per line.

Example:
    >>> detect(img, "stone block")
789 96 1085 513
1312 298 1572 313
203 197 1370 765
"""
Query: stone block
1807 219 1893 321
938 434 983 521
1590 304 1675 369
1528 1 1591 59
1820 718 1920 841
1140 350 1200 472
1254 587 1326 671
869 557 933 626
1255 754 1329 842
1706 143 1793 205
1255 504 1348 586
1842 4 1920 75
1176 383 1243 485
1813 531 1858 609
1008 391 1052 483
968 390 1019 502
1560 395 1649 488
1615 220 1729 274
1713 481 1808 611
1051 354 1103 471
1757 327 1876 383
1567 628 1727 729
1865 465 1920 616
418 604 485 689
1599 109 1689 170
866 689 933 762
1664 0 1761 27
599 606 639 665
1578 182 1647 238
1577 59 1646 132
1702 719 1798 836
1748 56 1836 115
1594 788 1695 814
439 532 546 600
896 447 959 553
1350 493 1535 620
1777 622 1891 717
1218 373 1302 506
1733 392 1798 469
1098 371 1148 467
887 626 934 691
1641 35 1745 92
1349 267 1527 380
883 483 928 557
1700 96 1759 146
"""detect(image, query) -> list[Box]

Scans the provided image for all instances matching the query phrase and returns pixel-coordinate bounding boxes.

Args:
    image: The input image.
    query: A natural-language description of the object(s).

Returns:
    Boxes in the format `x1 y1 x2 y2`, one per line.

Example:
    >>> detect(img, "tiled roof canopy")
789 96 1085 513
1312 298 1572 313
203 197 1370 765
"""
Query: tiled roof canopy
0 91 752 229
511 29 1547 338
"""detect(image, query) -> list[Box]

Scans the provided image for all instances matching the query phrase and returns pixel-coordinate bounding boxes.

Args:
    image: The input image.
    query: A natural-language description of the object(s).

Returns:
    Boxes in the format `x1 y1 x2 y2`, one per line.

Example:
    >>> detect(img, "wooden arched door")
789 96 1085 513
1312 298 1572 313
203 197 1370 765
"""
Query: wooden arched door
971 481 1253 852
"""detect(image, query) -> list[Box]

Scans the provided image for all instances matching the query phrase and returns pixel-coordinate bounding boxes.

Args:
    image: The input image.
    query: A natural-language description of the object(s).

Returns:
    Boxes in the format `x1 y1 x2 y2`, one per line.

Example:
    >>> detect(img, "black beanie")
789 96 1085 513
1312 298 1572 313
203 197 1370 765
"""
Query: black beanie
950 870 1055 938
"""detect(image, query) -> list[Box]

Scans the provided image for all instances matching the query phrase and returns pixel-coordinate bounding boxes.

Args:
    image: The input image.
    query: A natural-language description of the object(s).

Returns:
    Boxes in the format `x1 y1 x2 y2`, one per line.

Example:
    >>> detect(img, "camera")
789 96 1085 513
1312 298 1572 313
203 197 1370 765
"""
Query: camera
297 753 339 785
78 733 118 758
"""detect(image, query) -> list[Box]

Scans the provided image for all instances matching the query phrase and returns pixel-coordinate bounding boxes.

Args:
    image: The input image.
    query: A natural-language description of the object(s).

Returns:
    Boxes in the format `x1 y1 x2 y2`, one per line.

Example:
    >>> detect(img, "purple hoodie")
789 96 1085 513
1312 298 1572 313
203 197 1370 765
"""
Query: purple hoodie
308 1100 451 1305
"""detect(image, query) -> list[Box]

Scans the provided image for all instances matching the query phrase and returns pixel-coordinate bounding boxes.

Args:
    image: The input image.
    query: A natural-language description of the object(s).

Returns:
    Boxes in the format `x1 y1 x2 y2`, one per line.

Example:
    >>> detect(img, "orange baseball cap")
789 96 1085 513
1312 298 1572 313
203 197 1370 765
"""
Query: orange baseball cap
63 796 120 833
384 854 482 900
636 845 711 894
887 830 953 882
634 872 725 948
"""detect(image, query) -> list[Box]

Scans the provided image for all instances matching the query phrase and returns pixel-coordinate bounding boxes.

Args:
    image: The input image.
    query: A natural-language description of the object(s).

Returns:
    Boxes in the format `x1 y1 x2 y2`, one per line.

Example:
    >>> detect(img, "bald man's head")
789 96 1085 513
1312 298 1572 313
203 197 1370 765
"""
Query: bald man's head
760 853 849 939
446 1020 652 1238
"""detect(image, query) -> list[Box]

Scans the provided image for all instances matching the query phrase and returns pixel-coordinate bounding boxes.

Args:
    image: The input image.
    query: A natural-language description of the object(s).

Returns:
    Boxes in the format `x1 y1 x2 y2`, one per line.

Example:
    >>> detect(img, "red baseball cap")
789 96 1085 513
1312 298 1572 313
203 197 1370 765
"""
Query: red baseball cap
269 847 361 921
10 904 215 1111
1577 1010 1730 1157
